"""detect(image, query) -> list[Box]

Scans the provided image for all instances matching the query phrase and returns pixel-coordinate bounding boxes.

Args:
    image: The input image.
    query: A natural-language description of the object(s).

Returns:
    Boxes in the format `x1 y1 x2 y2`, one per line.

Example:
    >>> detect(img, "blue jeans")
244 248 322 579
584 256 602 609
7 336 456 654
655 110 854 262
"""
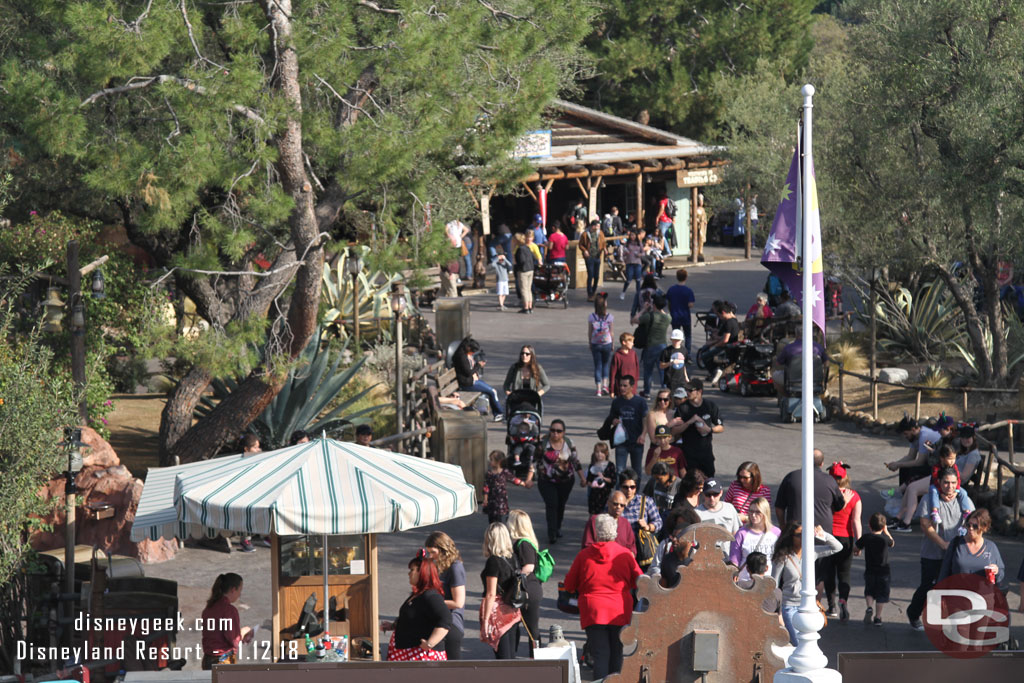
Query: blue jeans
614 441 644 475
658 220 676 250
622 263 642 293
461 380 502 416
781 605 800 645
590 342 613 385
462 236 474 279
584 257 601 296
641 343 666 396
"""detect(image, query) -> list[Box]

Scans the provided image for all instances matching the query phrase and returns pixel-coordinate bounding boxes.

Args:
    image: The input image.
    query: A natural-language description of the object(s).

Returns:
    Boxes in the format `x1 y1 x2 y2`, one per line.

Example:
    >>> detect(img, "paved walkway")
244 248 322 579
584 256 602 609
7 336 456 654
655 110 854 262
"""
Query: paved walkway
145 256 1024 674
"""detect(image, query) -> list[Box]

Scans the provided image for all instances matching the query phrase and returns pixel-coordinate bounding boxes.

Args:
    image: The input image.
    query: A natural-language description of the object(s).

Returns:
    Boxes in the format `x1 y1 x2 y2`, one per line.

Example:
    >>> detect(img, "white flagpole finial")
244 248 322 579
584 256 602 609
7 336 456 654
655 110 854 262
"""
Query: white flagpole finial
801 84 815 98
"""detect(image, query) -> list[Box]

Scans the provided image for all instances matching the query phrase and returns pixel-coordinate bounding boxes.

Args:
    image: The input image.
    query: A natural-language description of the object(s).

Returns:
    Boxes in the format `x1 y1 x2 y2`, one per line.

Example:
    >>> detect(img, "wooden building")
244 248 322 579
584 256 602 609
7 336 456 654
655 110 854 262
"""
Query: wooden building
477 99 724 262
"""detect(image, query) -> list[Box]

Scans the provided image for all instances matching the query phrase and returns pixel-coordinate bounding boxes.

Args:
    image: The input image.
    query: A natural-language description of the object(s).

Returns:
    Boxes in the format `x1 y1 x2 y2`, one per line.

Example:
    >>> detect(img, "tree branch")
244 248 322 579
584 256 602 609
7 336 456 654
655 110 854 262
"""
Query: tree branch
357 0 401 14
79 74 266 125
476 0 538 28
180 0 227 71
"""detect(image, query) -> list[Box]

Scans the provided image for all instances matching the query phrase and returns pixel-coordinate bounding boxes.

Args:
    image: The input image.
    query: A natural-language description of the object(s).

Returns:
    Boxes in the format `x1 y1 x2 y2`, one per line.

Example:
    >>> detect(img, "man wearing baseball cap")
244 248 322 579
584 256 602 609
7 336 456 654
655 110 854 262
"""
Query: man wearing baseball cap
659 329 690 394
668 378 723 477
696 479 740 534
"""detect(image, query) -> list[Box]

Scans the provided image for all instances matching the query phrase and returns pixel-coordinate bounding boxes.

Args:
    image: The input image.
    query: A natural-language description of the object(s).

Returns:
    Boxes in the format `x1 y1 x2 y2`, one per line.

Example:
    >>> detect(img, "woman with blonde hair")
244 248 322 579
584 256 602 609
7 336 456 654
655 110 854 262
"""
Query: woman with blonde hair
425 531 466 660
480 523 520 659
729 497 781 583
508 510 543 655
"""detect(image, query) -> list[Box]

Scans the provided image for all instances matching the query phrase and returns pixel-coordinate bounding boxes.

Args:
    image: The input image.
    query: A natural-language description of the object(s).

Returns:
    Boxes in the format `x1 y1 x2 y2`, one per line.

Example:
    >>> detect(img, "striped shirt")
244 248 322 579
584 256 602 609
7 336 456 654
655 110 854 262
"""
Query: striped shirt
723 482 772 516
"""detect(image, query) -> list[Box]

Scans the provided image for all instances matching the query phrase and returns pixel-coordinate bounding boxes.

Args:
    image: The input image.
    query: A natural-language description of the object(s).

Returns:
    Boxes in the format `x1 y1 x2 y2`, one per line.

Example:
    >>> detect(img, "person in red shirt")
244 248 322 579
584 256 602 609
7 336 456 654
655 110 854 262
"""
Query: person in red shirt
566 513 641 680
643 424 686 478
546 224 569 264
608 333 639 397
201 573 253 669
821 462 862 622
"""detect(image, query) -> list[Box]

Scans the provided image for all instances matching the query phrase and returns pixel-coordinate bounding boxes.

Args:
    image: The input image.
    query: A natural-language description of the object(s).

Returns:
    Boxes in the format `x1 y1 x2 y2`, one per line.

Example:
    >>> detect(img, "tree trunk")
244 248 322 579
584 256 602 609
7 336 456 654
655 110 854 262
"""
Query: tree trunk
936 264 994 385
168 0 324 463
158 365 213 465
981 257 1009 386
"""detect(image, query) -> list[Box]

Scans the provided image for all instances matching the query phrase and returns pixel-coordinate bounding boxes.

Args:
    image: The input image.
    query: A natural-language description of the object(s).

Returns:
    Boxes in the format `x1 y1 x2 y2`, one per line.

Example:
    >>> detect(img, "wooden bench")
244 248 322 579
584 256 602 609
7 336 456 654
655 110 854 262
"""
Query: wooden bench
437 366 481 409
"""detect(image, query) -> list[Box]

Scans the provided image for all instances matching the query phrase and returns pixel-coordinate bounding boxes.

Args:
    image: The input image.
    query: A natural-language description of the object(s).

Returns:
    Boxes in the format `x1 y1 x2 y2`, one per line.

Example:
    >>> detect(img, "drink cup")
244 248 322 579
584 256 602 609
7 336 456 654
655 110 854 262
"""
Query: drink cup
985 566 997 584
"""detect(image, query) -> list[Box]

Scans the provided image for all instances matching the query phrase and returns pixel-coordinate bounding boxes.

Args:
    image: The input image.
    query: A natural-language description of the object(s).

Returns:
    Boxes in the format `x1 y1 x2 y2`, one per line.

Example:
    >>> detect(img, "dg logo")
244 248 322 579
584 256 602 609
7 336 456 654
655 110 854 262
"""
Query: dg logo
924 572 1009 659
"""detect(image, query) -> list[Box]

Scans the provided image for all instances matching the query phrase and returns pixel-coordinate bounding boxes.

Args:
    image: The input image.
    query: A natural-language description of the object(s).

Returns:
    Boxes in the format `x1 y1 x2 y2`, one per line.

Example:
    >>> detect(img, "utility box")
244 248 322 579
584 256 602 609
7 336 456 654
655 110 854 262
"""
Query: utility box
432 412 488 498
435 297 470 354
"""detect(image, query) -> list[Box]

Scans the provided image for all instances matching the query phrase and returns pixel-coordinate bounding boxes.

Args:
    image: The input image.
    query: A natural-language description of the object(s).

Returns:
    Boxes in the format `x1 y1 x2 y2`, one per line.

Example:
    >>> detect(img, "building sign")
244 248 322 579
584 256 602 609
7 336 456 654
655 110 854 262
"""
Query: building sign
512 130 552 159
676 167 721 187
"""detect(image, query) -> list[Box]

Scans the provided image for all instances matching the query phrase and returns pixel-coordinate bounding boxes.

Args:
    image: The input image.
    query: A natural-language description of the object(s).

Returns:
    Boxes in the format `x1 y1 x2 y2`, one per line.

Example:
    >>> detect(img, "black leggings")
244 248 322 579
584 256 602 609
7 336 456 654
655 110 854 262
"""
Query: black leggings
443 627 463 660
585 624 624 679
537 478 575 543
495 623 519 659
517 579 543 657
822 536 854 602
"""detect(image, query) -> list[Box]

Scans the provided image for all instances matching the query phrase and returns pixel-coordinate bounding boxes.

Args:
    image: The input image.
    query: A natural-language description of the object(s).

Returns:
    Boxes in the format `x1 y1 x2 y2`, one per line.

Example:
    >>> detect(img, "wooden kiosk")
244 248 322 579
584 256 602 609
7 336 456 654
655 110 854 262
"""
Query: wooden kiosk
271 532 379 661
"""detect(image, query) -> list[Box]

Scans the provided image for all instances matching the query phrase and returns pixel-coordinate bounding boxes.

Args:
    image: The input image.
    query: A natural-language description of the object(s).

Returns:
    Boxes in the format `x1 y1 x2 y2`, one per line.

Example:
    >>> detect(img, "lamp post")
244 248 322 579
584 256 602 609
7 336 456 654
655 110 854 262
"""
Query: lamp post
63 428 83 609
391 283 406 446
346 247 363 350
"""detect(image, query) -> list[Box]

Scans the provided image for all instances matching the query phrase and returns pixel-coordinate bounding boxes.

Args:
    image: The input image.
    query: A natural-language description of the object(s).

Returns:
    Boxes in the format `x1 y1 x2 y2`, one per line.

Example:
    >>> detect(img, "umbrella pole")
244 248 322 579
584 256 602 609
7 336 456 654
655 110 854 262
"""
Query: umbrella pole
323 532 330 635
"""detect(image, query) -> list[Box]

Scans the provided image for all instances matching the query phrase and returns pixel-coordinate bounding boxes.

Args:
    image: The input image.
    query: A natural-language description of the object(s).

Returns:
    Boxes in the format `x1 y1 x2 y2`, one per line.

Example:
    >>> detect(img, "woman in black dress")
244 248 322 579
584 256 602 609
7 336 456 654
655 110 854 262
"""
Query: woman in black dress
508 509 544 656
380 551 451 661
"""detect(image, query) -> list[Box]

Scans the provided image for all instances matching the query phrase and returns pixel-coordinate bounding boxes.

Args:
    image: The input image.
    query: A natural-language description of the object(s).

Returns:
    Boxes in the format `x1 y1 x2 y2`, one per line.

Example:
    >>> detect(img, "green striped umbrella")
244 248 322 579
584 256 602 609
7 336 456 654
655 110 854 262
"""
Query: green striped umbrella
131 438 476 541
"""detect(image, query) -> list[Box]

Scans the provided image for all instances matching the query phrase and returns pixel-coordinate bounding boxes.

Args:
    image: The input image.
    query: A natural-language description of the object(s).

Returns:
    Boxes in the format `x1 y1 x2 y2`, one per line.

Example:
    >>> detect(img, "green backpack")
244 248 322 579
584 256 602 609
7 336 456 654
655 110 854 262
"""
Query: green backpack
518 538 556 583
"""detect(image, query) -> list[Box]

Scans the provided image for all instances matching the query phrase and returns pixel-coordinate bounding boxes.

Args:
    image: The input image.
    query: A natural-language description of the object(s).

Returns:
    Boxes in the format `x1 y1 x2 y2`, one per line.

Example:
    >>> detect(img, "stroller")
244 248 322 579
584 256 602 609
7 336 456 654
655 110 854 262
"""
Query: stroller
534 262 570 308
505 389 543 478
718 340 777 396
779 353 828 422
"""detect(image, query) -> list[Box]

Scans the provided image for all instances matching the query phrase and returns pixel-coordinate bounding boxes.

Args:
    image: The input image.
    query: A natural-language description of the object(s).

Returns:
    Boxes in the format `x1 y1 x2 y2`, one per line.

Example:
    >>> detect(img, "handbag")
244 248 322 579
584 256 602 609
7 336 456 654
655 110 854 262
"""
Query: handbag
501 557 529 609
556 581 579 615
634 497 659 569
633 314 650 349
480 600 522 651
597 413 616 441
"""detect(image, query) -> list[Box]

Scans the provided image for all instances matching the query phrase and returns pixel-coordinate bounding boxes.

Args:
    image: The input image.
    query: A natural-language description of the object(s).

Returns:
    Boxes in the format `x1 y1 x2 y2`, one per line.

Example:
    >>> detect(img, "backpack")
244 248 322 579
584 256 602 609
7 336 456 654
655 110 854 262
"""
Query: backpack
500 556 529 608
517 538 555 583
665 198 677 218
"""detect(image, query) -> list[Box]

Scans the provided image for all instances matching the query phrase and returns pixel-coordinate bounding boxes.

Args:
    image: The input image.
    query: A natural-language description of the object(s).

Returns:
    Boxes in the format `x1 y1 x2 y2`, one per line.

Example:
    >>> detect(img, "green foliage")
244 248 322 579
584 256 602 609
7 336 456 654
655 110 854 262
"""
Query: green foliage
321 247 407 346
819 0 1024 385
953 307 1024 384
196 333 385 450
0 211 91 271
583 1 817 138
829 339 868 374
919 364 951 397
857 279 964 362
0 289 78 587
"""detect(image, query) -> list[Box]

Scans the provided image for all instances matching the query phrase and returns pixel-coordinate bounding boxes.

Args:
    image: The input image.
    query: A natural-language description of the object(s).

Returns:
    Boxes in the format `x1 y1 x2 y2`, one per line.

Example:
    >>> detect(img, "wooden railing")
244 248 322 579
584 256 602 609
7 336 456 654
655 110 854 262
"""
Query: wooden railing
977 419 1024 521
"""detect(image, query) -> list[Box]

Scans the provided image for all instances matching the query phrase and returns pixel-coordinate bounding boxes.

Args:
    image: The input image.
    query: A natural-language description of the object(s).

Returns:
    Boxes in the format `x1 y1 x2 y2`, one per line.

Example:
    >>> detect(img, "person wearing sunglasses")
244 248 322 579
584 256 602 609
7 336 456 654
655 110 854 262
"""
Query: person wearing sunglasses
696 479 740 534
938 508 1004 587
582 490 637 555
644 390 675 454
531 419 585 544
668 378 723 478
502 345 551 397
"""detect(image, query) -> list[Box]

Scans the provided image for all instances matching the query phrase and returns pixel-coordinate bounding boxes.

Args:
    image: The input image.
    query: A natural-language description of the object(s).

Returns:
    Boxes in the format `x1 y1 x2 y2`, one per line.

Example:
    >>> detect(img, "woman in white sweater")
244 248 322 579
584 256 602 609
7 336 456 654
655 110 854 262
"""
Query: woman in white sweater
770 523 842 645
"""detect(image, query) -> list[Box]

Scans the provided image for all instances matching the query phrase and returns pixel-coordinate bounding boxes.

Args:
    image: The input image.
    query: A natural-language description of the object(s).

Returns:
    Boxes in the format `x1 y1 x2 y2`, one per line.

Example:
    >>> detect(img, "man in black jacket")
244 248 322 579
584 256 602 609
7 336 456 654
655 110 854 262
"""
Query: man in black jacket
774 448 844 529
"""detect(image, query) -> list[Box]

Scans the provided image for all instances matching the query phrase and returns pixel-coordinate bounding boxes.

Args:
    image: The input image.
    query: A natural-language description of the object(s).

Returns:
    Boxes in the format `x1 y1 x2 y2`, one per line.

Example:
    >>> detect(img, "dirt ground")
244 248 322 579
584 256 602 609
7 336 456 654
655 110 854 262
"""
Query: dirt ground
833 373 1022 426
105 393 165 478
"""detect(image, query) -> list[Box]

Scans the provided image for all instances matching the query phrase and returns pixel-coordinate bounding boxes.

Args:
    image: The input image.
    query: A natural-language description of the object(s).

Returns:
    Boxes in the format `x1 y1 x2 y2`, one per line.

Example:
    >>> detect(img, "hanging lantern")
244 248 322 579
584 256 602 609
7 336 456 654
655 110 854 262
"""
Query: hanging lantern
42 287 65 333
91 269 106 300
71 302 85 332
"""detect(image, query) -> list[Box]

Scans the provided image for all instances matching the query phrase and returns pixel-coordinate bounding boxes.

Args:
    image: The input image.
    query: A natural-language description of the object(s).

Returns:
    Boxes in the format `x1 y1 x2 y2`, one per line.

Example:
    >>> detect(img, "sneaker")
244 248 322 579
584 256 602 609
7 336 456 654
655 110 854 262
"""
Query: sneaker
596 389 603 396
873 616 883 627
891 521 913 533
826 603 839 618
710 368 724 386
259 537 272 548
863 606 873 624
499 304 506 311
909 617 924 631
239 539 256 553
839 601 849 622
493 414 505 422
619 292 626 300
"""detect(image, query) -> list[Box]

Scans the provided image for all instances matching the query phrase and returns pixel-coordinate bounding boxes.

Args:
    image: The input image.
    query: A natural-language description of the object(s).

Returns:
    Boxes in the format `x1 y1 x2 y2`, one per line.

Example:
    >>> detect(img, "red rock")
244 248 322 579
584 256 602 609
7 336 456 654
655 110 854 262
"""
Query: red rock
30 431 177 564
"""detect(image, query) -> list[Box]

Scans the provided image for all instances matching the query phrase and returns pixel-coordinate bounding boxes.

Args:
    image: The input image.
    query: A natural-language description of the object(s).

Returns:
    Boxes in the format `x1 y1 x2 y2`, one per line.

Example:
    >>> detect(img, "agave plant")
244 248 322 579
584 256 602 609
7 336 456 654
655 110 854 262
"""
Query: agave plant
856 278 964 361
321 246 410 343
952 303 1024 385
195 331 386 450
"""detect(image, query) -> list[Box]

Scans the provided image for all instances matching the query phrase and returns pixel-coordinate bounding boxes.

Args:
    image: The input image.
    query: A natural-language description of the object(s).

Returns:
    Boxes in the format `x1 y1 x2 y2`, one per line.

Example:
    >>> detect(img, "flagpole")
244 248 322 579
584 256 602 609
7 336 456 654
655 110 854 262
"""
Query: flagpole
777 84 839 683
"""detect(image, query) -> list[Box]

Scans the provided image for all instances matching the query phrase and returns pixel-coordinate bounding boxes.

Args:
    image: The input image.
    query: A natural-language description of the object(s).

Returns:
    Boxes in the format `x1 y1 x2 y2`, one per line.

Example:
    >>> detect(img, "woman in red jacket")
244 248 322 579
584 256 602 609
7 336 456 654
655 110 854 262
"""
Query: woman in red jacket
564 514 641 679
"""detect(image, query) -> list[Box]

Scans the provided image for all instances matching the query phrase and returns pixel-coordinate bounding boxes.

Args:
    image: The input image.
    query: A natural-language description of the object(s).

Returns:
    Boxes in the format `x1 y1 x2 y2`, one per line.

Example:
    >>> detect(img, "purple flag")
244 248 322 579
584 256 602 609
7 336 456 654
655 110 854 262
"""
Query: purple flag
761 144 826 336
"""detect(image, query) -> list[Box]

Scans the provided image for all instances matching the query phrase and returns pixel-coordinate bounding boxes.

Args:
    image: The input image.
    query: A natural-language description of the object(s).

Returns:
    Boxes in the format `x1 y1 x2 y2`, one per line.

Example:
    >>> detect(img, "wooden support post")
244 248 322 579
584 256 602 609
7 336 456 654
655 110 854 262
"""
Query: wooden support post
636 173 644 231
915 390 921 421
575 176 588 199
838 366 845 415
522 182 537 202
690 187 699 264
544 178 555 192
588 176 602 228
1008 422 1015 466
872 379 879 421
480 189 492 236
